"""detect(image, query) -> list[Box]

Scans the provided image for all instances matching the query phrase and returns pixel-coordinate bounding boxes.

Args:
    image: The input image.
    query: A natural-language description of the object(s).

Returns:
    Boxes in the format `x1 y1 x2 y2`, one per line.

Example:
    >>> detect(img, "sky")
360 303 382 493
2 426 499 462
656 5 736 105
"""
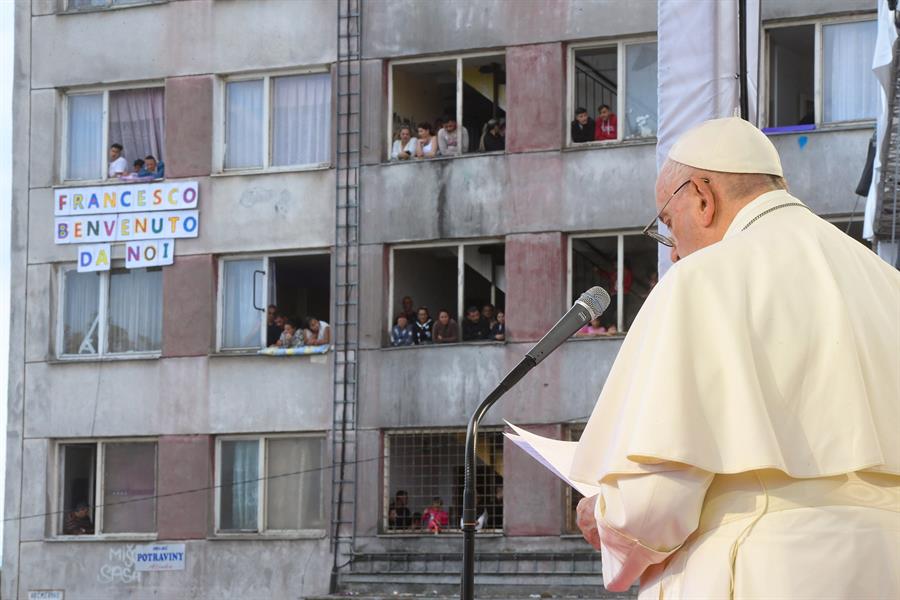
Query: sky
0 0 14 550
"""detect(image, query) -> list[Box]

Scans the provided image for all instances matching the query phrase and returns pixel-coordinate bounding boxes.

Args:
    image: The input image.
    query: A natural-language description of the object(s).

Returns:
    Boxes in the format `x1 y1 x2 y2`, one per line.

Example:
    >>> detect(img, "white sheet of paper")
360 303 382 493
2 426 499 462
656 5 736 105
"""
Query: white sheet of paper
504 421 601 497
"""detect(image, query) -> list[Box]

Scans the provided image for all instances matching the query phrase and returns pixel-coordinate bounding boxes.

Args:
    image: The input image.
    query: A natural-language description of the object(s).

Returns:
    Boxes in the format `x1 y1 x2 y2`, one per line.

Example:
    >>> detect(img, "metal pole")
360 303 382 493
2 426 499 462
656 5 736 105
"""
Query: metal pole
738 0 749 120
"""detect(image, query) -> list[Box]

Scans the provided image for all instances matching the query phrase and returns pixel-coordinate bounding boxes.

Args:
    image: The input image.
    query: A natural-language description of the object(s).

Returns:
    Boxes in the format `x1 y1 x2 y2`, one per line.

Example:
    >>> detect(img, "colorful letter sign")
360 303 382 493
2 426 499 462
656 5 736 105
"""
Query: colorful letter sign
125 240 175 268
77 243 111 273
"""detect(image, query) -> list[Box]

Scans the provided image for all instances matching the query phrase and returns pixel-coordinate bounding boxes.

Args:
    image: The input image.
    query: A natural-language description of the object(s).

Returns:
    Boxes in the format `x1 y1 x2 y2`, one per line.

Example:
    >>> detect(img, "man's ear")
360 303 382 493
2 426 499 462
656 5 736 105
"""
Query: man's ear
693 176 716 227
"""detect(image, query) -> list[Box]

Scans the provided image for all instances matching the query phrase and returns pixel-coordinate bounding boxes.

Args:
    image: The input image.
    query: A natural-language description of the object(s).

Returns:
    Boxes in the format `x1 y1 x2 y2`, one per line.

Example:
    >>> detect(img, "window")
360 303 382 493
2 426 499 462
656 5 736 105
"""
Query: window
564 424 585 534
57 440 157 536
765 18 877 128
568 40 658 145
222 72 331 171
64 86 165 182
218 253 331 351
389 241 505 345
389 54 507 159
68 0 154 9
383 430 504 533
215 435 325 533
568 233 658 335
58 266 163 358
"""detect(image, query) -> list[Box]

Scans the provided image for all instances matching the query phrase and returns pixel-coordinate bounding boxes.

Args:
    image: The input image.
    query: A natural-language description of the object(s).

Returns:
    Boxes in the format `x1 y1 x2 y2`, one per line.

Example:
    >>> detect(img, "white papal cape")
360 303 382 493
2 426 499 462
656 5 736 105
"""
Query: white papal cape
570 190 900 599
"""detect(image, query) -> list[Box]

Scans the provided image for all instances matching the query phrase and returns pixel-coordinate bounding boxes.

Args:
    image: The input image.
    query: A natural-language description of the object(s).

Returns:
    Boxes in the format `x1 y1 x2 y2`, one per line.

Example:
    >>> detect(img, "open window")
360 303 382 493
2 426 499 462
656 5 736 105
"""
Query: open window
64 86 165 182
569 233 657 335
389 54 507 160
568 40 658 145
383 429 504 533
218 253 331 352
764 18 877 129
57 440 158 536
389 241 505 345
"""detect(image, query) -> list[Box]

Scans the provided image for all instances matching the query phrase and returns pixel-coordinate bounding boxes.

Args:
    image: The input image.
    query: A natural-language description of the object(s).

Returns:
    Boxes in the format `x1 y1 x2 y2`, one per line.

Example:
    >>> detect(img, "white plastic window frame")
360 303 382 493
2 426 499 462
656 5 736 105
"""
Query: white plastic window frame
213 433 327 536
65 0 168 12
386 50 507 161
760 14 877 129
565 36 658 148
53 438 159 540
386 238 504 340
55 264 162 360
215 250 332 353
60 82 165 184
214 68 333 175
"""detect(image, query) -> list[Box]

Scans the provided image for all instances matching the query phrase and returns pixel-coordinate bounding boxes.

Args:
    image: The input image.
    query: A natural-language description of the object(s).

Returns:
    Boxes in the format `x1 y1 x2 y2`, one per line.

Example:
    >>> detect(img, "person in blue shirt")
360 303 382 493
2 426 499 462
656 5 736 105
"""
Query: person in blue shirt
139 155 165 179
391 314 414 347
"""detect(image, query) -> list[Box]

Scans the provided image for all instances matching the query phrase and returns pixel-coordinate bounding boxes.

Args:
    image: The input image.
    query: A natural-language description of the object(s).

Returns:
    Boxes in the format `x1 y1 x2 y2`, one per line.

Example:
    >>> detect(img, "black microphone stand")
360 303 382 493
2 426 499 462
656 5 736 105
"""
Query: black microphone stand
460 356 536 600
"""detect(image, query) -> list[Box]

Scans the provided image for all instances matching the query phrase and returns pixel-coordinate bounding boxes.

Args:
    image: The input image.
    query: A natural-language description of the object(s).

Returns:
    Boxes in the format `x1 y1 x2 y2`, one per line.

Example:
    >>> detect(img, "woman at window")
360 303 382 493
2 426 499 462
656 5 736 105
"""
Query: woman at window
304 316 331 346
391 125 417 161
432 309 458 344
413 307 434 345
414 122 438 159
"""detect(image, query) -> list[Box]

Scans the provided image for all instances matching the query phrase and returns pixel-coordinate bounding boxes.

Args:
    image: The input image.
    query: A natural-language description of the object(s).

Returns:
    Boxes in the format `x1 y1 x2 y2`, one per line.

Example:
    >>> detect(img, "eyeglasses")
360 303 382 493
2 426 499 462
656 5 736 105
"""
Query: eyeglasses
641 177 710 247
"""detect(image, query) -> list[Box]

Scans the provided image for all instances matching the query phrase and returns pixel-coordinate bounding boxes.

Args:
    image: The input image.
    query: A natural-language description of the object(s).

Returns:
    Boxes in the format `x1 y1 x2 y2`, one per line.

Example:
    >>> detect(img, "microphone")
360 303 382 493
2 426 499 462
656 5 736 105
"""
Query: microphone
460 286 611 600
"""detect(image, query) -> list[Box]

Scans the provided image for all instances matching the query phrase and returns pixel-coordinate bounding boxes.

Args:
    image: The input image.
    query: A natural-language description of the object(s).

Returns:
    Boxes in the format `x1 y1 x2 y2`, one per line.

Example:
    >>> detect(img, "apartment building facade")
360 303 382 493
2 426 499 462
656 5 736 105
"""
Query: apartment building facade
5 0 882 598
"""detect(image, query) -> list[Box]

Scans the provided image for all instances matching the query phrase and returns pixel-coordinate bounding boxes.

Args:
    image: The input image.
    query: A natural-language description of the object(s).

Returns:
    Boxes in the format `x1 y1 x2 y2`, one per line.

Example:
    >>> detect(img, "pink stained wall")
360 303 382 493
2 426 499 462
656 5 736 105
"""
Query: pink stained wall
157 435 212 540
504 232 567 342
503 423 564 536
505 43 565 153
164 75 213 178
162 254 215 358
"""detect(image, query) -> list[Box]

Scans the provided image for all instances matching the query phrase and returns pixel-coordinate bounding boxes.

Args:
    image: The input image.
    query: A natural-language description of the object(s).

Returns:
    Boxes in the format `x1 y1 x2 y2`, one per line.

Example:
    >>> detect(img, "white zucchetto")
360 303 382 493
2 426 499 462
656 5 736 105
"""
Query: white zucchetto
667 117 784 177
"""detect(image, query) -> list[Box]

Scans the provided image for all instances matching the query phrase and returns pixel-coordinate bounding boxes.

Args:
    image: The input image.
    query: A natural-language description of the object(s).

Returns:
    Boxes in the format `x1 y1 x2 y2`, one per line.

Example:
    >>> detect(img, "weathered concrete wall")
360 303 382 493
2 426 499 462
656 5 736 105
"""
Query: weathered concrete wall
504 423 564 536
165 75 214 179
506 43 565 153
158 435 212 540
761 0 875 21
162 254 216 358
362 0 658 59
30 0 337 89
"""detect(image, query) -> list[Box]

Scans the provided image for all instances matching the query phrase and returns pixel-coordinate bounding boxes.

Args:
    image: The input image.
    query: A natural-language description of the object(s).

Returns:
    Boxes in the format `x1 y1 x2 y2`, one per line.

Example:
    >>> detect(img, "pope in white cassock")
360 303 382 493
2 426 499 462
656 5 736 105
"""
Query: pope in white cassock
570 117 900 599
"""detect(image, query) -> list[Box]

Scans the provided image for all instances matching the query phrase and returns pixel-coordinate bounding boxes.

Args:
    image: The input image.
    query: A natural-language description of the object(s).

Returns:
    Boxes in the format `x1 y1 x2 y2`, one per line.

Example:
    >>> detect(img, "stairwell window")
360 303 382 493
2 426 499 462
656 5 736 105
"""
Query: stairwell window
388 241 506 346
63 86 165 182
763 16 877 129
383 429 504 533
567 232 658 336
388 53 507 160
217 253 332 352
567 39 658 146
215 435 325 534
56 440 158 537
220 71 332 172
57 266 163 358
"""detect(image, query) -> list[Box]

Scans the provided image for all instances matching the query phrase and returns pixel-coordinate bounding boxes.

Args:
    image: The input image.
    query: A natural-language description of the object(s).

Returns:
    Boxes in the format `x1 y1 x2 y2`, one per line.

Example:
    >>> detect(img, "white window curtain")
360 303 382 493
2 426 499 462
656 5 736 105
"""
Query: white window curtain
222 259 264 349
62 270 101 355
108 88 166 167
67 93 103 180
221 440 259 531
624 42 658 138
225 80 264 169
69 0 106 8
266 438 324 530
823 20 878 123
107 268 162 353
272 73 332 167
102 442 157 533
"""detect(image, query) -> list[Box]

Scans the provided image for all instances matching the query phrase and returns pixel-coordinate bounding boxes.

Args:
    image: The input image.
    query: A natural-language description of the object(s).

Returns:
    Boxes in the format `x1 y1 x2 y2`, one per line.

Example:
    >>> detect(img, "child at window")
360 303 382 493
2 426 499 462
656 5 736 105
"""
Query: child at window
492 311 506 341
391 314 414 347
422 497 449 534
275 319 303 348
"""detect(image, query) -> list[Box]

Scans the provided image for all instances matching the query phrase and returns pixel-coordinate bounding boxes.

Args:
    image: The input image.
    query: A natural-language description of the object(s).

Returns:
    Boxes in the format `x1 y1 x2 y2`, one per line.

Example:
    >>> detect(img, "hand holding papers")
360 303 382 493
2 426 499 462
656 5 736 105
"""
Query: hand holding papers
504 421 601 498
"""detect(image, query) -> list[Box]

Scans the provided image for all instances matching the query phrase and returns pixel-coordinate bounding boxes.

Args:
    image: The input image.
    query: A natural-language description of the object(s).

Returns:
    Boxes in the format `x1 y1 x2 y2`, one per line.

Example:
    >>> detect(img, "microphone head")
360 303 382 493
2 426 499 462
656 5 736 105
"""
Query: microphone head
576 286 611 320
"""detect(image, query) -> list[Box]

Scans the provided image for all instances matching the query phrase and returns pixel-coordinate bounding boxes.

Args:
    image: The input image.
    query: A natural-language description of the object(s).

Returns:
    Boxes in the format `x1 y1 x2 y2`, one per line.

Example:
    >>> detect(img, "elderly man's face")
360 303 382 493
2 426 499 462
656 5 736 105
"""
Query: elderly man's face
655 162 719 262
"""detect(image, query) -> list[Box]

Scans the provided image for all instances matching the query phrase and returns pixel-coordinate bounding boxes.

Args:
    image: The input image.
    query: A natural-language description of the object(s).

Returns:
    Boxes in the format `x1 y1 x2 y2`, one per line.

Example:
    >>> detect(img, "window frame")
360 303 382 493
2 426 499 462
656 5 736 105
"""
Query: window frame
761 13 878 129
386 50 508 161
566 36 658 148
214 67 334 175
65 0 169 12
215 249 332 353
60 82 166 184
53 438 159 540
55 264 163 360
213 433 327 537
382 427 505 535
567 230 651 335
387 238 505 342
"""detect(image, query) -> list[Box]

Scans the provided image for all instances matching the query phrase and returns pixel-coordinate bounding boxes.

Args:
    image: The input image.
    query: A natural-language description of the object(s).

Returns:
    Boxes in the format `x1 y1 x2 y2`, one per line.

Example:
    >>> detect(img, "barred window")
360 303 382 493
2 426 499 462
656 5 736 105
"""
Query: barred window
384 430 504 534
565 424 586 534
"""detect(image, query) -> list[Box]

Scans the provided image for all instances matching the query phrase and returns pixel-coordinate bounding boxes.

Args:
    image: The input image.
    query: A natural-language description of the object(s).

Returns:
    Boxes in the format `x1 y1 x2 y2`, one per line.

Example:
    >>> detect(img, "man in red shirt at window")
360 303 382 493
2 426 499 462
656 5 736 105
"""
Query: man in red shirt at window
595 104 618 141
